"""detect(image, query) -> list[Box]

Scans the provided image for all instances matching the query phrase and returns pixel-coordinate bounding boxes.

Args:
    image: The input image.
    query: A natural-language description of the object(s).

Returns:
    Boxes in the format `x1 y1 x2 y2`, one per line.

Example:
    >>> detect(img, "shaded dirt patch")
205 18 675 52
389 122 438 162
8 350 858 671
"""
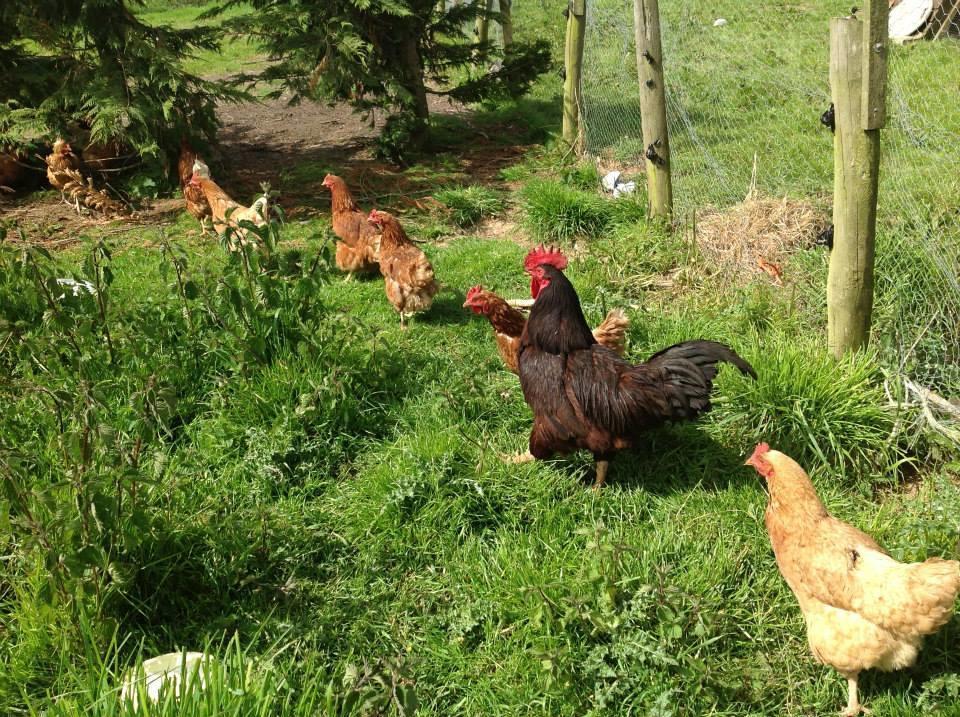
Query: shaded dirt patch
2 198 186 249
214 93 530 216
3 93 542 245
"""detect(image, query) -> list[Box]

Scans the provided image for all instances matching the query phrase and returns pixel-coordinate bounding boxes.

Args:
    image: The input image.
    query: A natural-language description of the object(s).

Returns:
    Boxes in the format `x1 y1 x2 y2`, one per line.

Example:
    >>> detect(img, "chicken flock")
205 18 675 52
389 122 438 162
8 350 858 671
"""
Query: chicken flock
183 147 958 715
24 136 957 716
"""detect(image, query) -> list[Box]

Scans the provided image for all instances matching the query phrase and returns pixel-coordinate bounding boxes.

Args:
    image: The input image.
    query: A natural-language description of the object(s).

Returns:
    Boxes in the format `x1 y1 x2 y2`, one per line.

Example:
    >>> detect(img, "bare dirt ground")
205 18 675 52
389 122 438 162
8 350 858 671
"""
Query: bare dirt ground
2 93 533 244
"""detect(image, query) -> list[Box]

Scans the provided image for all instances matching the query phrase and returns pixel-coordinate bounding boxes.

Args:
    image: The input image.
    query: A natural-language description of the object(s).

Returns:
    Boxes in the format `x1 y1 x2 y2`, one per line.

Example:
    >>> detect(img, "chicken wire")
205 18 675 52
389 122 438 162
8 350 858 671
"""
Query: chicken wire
579 0 960 443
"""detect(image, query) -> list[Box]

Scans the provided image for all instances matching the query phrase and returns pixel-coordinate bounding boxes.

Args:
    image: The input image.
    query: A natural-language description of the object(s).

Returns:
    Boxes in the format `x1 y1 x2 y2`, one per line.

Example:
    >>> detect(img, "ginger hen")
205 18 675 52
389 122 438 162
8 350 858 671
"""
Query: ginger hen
321 174 380 275
517 244 755 487
179 139 211 232
464 285 629 374
746 444 960 716
188 161 268 248
45 139 83 210
367 209 438 328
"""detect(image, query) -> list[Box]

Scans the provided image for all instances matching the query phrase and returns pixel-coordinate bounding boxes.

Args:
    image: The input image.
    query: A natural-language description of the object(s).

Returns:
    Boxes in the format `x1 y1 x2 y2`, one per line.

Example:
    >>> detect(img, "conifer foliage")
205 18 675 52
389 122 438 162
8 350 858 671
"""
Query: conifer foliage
0 1 244 176
217 0 551 160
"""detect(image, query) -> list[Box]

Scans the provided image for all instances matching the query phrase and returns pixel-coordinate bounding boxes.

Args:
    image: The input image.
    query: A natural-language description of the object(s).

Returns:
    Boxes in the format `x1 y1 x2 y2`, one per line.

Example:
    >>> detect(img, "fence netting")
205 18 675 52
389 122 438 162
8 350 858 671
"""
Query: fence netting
580 0 960 444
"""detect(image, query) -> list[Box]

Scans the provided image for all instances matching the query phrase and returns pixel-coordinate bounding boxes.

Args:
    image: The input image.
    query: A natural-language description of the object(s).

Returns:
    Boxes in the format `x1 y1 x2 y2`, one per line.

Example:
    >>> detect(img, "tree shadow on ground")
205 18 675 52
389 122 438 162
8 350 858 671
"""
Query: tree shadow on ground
217 95 560 218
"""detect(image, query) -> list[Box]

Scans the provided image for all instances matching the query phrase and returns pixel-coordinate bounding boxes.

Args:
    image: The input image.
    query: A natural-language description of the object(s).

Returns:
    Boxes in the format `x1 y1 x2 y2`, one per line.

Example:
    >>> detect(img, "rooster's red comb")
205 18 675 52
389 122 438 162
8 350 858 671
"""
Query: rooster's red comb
523 244 568 274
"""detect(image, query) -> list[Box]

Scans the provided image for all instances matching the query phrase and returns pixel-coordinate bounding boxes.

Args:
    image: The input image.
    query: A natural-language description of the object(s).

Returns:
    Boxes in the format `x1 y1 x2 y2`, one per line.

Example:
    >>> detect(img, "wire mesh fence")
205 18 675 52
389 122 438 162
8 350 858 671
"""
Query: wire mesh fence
579 0 960 443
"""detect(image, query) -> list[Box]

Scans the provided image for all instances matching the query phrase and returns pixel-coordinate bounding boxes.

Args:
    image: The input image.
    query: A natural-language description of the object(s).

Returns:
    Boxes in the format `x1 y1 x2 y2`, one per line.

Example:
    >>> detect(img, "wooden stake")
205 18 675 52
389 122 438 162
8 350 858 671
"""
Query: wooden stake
934 1 960 40
861 0 888 129
500 0 513 47
633 0 672 219
475 0 493 48
562 0 587 150
827 7 885 357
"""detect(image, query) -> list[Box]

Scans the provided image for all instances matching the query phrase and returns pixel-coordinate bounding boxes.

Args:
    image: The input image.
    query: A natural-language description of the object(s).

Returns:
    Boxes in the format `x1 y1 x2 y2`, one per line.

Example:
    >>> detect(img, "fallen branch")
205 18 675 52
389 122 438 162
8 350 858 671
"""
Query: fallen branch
902 377 960 445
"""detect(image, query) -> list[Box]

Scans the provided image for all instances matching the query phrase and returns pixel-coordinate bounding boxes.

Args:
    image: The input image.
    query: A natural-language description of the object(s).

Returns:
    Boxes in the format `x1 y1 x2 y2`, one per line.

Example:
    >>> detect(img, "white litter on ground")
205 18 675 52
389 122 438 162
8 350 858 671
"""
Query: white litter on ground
120 651 211 709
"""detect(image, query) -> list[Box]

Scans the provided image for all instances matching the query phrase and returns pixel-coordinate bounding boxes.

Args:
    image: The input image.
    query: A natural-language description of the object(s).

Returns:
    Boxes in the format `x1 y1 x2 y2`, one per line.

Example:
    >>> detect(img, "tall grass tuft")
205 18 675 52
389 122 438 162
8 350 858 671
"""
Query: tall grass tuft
714 336 900 483
521 180 611 241
434 186 505 228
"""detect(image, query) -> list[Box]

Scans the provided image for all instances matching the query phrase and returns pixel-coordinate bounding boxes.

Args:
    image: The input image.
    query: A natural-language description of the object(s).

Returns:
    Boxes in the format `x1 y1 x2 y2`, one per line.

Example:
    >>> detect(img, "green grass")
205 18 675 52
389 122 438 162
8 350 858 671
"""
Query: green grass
3 2 960 716
3 205 957 716
434 186 505 228
521 178 647 242
137 1 264 78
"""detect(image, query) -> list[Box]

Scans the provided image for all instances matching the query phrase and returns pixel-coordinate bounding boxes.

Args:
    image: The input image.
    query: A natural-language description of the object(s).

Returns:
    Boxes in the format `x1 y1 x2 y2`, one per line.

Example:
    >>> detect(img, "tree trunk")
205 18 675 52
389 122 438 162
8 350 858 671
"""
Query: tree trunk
562 0 587 150
400 36 430 148
633 0 672 219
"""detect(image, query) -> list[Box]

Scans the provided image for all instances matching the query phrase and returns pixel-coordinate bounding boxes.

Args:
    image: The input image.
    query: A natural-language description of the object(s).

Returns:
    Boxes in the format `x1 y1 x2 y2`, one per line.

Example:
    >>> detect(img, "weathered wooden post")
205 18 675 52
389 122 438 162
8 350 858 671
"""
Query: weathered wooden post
633 0 672 219
475 0 493 47
500 0 513 48
827 1 887 357
562 0 587 150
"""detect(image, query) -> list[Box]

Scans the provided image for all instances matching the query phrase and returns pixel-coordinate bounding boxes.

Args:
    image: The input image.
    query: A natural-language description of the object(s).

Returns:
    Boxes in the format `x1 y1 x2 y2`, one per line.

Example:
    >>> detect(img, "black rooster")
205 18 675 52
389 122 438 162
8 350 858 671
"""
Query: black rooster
517 245 757 488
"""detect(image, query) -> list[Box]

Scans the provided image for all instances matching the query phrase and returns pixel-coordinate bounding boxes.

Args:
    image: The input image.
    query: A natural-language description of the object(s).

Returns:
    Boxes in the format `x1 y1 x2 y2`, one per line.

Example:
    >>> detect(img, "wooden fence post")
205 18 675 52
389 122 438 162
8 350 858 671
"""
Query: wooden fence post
633 0 672 219
827 1 887 357
475 0 493 47
562 0 587 150
500 0 513 48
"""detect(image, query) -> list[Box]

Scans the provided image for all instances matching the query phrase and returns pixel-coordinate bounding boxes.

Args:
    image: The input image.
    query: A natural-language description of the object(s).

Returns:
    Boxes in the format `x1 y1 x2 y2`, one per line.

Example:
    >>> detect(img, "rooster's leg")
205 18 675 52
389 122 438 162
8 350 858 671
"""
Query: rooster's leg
841 674 868 716
593 460 610 490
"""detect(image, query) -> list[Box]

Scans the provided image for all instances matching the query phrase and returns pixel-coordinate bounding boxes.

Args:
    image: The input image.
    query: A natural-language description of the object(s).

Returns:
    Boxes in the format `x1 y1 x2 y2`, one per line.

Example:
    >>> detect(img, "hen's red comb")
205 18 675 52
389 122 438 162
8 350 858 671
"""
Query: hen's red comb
745 443 771 467
523 244 568 274
465 285 484 300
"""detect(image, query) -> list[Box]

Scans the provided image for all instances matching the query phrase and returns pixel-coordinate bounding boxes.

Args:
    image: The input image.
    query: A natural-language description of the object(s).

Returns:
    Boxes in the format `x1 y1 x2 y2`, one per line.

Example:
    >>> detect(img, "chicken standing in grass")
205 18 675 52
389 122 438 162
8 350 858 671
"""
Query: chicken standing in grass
321 173 380 275
746 444 960 716
517 244 755 487
179 139 212 232
45 139 83 210
464 285 629 374
367 209 438 328
188 160 268 247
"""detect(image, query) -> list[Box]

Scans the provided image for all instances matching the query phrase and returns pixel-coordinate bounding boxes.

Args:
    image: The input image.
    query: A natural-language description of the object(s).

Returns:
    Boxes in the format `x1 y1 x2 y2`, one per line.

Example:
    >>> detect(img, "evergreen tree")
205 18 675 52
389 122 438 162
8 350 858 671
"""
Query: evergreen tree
0 1 244 179
218 0 551 160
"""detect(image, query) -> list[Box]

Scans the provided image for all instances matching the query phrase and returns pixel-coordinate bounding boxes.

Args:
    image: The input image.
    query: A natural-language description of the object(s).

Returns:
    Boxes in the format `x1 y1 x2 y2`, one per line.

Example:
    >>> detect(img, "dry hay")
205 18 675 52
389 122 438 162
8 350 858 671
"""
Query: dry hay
694 192 827 285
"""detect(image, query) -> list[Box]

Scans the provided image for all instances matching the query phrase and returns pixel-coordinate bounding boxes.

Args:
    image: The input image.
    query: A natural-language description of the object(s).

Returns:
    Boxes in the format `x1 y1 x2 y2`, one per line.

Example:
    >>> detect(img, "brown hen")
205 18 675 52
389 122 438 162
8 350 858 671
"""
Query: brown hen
179 139 211 231
321 174 380 275
45 139 83 209
367 210 438 328
464 285 629 374
188 162 268 248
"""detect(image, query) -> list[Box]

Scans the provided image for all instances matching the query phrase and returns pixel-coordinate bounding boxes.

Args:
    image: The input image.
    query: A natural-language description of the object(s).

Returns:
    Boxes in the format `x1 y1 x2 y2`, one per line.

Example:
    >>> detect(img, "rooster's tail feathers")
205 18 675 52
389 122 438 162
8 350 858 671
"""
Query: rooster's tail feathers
646 340 756 381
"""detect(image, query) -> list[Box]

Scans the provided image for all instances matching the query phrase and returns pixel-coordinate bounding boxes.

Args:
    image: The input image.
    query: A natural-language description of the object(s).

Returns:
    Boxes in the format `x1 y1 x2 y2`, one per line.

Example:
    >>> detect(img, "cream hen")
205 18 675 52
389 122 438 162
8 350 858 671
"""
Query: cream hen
747 444 960 716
